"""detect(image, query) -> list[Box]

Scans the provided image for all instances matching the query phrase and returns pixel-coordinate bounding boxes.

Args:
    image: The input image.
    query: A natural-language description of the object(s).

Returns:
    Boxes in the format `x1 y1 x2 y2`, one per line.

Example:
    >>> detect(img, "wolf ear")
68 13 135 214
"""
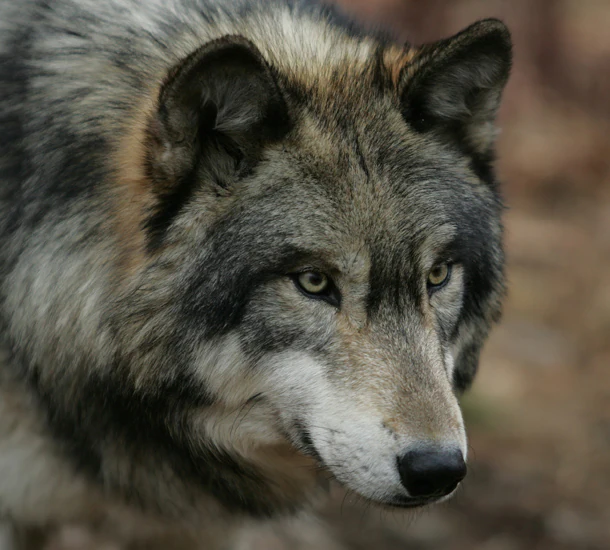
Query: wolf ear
146 36 290 194
400 19 511 158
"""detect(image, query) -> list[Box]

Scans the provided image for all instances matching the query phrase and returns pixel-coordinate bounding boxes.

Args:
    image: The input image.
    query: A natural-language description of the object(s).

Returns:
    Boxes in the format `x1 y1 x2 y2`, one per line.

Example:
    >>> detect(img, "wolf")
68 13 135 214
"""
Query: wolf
0 0 511 546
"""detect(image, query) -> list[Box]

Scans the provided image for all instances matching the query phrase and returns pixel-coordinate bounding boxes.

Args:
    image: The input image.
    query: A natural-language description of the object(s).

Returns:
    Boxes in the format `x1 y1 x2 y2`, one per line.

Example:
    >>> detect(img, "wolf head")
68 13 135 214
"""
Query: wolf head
6 6 511 520
115 16 510 511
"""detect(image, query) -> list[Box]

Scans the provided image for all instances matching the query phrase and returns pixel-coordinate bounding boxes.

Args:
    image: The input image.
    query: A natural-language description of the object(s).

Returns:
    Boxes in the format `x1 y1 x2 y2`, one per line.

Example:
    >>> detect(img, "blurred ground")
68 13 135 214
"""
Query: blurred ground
21 1 610 549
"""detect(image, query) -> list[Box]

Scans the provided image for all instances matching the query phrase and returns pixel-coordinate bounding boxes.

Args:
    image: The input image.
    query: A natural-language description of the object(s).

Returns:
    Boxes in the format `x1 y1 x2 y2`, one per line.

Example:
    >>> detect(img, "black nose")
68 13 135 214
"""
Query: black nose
398 446 467 499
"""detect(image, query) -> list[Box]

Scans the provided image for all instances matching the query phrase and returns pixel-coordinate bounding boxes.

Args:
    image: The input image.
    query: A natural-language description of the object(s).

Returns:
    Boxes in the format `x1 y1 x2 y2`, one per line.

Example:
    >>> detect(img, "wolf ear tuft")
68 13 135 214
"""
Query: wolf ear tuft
400 19 512 157
146 36 290 193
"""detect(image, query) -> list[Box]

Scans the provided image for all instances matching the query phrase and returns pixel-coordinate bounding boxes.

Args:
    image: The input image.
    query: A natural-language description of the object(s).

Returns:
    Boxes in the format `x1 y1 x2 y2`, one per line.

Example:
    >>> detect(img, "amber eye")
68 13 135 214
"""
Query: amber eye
292 270 341 307
428 263 452 290
297 271 329 294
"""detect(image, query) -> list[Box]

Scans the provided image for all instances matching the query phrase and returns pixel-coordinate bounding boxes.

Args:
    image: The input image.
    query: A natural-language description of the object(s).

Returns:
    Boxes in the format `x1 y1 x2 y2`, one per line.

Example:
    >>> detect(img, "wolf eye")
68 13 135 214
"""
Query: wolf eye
292 271 340 307
427 263 452 291
297 271 329 294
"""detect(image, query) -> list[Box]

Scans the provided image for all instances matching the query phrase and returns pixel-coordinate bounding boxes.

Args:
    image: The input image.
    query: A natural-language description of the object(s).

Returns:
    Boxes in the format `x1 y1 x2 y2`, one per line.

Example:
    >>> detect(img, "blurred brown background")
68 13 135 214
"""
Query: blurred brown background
33 2 610 550
309 1 610 549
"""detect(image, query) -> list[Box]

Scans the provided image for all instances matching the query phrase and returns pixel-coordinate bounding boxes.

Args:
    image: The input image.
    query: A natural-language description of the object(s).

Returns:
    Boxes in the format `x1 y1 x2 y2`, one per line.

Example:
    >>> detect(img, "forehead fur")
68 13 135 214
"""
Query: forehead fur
167 3 418 105
110 1 503 299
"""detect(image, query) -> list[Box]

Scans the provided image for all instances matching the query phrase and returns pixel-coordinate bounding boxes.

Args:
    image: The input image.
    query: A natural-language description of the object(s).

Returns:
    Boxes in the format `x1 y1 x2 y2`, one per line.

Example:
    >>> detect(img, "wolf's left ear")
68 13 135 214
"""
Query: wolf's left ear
146 36 290 194
400 19 512 157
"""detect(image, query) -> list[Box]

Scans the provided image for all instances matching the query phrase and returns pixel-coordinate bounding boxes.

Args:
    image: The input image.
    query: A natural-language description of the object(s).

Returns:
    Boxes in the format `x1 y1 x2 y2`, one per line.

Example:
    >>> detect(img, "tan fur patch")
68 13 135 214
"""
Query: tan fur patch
383 45 418 88
111 82 160 284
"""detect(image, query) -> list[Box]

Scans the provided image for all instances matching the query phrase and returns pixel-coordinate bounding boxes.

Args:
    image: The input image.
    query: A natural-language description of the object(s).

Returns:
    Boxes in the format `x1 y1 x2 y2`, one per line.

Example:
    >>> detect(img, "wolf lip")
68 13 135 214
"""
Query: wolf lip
386 495 439 509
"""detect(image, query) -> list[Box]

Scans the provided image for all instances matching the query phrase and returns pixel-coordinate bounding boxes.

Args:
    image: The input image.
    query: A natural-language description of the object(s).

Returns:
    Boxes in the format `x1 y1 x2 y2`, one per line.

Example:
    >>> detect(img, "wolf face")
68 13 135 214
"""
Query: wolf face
0 0 511 523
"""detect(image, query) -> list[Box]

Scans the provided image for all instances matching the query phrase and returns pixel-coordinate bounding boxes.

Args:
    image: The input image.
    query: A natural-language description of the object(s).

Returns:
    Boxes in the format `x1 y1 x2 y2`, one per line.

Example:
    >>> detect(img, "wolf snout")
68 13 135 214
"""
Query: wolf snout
397 445 467 499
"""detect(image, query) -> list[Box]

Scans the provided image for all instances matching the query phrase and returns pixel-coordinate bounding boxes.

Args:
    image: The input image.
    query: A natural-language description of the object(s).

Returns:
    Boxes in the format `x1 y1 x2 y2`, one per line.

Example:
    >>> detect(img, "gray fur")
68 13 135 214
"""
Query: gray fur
0 0 511 543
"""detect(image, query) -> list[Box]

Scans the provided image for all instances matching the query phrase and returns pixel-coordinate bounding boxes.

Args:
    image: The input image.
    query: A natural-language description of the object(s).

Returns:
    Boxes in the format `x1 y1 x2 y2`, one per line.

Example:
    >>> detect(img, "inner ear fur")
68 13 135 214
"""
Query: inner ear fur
145 35 291 196
399 19 512 157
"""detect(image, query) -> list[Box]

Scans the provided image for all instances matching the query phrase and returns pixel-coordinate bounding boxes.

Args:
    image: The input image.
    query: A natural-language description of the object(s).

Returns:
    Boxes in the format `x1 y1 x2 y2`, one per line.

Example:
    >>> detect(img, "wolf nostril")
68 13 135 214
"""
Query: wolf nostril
397 446 466 499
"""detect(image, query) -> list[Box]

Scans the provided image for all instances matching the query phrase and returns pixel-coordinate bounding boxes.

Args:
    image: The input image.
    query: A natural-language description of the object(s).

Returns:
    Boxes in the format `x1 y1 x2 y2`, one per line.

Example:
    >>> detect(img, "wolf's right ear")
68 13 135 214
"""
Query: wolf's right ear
399 19 511 160
146 36 290 194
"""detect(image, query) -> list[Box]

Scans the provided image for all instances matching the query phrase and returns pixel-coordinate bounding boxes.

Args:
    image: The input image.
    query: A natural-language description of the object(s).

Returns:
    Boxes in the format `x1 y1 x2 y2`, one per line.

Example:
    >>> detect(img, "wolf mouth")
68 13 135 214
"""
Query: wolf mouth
288 418 461 509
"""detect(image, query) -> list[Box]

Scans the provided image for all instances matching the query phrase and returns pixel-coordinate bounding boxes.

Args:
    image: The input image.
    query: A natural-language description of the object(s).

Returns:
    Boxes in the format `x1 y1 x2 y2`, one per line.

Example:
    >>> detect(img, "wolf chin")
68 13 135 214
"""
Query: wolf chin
0 0 511 542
